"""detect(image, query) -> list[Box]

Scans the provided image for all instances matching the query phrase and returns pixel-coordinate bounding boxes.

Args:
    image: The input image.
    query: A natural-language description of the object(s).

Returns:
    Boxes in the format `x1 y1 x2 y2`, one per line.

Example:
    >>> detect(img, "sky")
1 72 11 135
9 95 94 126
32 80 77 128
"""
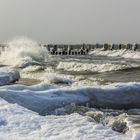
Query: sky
0 0 140 43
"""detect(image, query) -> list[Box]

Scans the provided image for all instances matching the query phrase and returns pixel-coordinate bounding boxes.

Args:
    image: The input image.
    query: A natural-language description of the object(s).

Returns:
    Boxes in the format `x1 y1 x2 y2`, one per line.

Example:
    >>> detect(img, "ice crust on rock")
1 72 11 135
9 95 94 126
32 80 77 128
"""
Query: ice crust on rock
0 68 20 86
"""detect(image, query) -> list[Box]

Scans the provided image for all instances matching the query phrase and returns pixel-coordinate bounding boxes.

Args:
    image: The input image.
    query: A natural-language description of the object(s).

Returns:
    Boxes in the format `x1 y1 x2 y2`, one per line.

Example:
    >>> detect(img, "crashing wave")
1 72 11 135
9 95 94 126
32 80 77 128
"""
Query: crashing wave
57 62 135 72
0 37 50 67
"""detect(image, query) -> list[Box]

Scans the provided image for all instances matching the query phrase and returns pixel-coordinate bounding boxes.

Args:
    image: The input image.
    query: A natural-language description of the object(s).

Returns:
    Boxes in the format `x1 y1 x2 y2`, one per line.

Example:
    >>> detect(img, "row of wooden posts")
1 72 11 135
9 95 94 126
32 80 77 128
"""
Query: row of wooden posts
0 43 139 56
43 43 140 55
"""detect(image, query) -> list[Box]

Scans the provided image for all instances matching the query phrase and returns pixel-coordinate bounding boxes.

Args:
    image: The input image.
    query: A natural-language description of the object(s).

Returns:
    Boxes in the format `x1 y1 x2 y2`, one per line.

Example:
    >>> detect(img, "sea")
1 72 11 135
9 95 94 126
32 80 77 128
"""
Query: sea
0 37 139 140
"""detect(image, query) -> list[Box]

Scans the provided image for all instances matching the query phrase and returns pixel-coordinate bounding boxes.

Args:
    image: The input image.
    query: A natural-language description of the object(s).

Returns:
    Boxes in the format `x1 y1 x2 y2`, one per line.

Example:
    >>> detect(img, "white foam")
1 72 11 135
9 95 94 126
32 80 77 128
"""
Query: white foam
89 49 140 59
57 62 133 72
21 70 74 85
0 37 50 67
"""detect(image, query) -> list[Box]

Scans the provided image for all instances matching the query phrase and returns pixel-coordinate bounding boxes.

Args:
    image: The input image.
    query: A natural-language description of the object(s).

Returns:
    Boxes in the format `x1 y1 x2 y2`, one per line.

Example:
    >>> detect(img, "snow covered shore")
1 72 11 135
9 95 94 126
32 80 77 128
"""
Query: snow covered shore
0 37 139 139
0 98 130 140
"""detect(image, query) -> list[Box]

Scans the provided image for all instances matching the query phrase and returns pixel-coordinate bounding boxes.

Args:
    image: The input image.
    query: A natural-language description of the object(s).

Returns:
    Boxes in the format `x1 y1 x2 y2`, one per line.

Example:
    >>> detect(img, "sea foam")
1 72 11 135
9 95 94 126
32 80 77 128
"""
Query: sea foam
0 37 50 67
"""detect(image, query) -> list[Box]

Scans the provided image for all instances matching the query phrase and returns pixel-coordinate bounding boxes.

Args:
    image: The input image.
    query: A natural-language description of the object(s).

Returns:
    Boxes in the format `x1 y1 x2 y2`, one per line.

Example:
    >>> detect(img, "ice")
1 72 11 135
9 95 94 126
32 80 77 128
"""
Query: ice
0 82 140 115
0 83 57 91
0 68 20 86
0 98 130 140
132 132 140 140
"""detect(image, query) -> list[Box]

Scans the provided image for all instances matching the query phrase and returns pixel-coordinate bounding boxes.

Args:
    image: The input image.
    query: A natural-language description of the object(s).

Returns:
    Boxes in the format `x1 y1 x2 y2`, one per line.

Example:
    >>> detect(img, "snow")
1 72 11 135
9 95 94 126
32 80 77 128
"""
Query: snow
0 68 20 86
0 98 130 140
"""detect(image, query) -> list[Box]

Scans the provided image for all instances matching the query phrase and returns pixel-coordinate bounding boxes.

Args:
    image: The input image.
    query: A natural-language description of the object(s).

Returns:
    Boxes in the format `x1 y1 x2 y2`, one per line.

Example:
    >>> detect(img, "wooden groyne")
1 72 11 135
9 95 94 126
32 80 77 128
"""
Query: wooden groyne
0 43 140 55
43 43 140 55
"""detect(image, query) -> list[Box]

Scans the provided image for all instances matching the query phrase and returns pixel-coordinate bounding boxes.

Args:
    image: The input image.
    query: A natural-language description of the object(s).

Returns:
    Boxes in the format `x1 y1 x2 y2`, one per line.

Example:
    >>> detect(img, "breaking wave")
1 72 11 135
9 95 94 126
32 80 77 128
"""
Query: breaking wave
0 37 50 67
57 62 135 72
89 49 140 59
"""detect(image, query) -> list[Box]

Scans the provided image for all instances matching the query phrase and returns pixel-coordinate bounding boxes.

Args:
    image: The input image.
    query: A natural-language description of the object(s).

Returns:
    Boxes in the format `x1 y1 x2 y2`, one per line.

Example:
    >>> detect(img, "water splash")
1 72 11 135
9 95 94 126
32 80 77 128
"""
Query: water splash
0 37 50 67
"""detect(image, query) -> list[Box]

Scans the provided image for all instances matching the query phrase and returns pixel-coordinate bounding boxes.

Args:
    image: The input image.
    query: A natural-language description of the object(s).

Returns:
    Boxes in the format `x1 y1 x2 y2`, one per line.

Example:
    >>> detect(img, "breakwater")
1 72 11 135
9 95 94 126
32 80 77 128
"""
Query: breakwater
44 43 140 55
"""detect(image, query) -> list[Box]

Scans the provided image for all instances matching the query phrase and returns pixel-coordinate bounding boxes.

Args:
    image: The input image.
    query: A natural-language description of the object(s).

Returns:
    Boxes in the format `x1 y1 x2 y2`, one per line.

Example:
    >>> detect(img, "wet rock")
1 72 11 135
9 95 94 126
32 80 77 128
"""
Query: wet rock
106 113 129 133
54 104 95 115
85 111 104 123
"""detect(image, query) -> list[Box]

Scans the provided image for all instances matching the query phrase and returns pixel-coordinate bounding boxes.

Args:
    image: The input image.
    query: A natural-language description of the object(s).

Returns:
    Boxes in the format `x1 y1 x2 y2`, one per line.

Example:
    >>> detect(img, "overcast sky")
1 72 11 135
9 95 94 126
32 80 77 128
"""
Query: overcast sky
0 0 140 43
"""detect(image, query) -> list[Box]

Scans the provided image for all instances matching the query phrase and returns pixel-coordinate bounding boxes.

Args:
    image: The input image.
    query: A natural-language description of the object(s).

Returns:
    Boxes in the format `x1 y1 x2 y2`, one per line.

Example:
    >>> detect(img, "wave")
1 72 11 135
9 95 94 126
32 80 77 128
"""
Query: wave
57 62 138 72
0 37 50 67
89 49 140 59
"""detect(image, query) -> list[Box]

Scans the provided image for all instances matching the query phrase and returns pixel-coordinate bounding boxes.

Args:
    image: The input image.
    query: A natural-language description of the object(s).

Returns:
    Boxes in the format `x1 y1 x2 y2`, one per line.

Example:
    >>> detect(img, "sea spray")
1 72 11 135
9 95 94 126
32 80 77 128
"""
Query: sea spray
0 37 50 67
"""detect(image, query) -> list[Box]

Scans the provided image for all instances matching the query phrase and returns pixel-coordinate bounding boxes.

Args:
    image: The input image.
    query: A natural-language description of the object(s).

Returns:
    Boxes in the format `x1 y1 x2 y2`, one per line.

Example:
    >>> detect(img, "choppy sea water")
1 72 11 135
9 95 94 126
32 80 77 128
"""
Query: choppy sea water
52 55 140 83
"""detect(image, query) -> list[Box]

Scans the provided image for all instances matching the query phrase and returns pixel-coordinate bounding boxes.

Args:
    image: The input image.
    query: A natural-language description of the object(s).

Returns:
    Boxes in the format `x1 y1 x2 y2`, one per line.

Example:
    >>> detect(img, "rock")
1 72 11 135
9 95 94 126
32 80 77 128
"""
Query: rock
54 104 97 115
106 113 129 133
0 68 20 86
85 111 104 123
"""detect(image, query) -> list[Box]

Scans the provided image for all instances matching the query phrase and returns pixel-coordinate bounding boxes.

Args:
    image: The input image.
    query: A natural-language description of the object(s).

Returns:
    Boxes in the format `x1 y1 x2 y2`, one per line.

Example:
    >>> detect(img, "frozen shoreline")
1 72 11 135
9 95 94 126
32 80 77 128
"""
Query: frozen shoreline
0 98 130 140
0 82 140 115
0 38 139 140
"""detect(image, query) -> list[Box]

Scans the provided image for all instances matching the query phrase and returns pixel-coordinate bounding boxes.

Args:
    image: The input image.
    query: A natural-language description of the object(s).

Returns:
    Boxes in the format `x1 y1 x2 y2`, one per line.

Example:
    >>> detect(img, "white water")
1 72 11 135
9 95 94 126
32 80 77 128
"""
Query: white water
0 37 50 67
89 49 140 59
57 62 136 72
